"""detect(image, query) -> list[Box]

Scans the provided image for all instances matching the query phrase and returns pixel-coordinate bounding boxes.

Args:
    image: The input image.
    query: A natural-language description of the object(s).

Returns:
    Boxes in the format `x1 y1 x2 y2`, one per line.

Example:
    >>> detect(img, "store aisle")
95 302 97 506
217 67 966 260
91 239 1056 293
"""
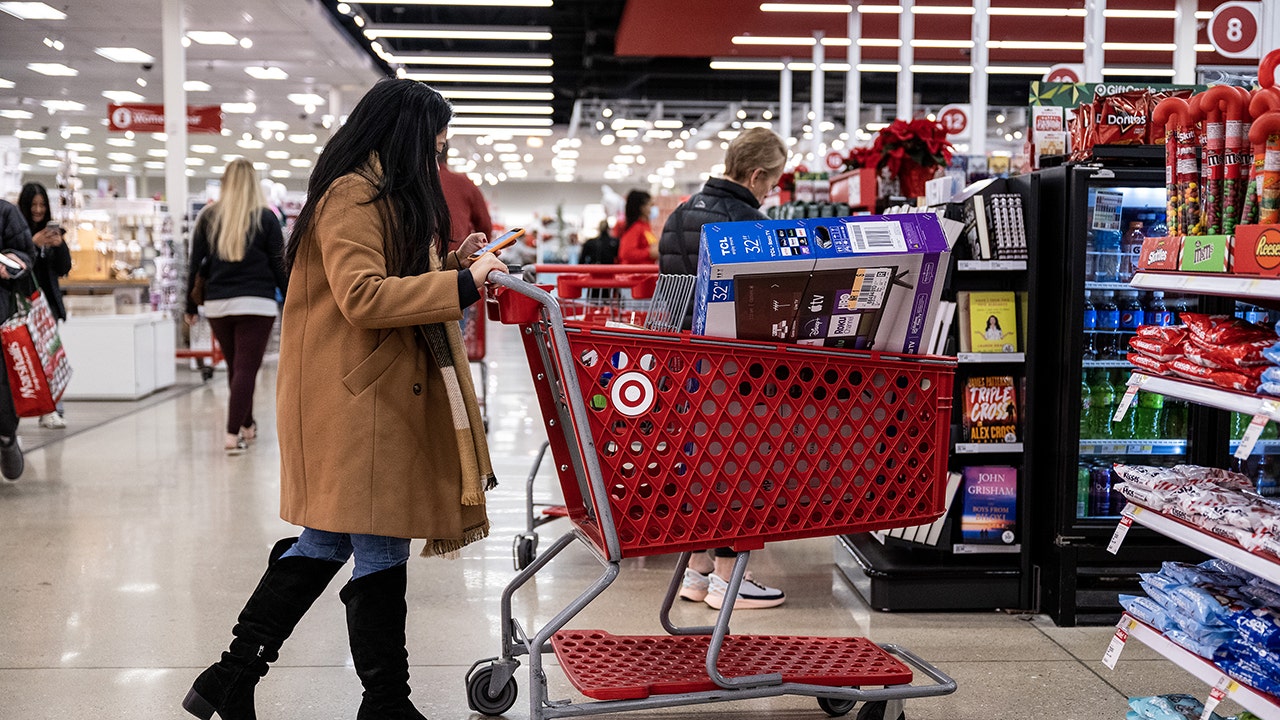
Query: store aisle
0 322 1222 720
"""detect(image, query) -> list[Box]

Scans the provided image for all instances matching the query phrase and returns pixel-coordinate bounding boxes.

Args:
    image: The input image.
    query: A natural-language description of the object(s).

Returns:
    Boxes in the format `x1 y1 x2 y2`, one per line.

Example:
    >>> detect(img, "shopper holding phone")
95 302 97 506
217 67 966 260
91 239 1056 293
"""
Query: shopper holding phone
17 182 71 430
658 127 790 609
184 79 503 720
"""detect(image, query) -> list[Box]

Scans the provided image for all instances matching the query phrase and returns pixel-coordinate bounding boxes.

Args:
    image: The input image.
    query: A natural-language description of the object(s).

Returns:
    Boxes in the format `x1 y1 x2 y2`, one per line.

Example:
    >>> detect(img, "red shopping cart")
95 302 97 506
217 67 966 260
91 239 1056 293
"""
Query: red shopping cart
176 319 224 382
512 264 669 570
467 273 958 720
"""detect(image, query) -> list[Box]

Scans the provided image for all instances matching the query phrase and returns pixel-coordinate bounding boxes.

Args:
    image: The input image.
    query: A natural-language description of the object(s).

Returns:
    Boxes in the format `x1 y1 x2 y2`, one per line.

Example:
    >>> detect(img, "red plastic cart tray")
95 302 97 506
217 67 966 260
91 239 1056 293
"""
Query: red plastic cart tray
551 630 913 701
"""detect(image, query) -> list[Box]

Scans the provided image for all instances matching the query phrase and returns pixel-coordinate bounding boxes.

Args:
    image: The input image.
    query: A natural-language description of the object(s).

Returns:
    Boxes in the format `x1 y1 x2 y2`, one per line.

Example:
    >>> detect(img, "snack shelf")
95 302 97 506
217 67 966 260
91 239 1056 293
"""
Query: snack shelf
1130 272 1280 301
957 260 1027 272
1119 503 1280 588
1128 373 1280 423
955 442 1024 454
957 352 1025 364
1079 439 1187 456
1115 613 1280 720
1082 359 1135 369
1085 281 1137 292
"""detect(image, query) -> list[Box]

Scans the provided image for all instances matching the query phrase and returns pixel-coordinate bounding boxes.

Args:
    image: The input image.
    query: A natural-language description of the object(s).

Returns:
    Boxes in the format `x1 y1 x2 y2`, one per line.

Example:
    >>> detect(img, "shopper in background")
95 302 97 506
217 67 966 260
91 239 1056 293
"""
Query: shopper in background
658 126 789 610
438 142 494 253
183 79 503 720
616 190 658 263
183 159 288 456
0 199 36 481
579 220 618 265
17 182 71 430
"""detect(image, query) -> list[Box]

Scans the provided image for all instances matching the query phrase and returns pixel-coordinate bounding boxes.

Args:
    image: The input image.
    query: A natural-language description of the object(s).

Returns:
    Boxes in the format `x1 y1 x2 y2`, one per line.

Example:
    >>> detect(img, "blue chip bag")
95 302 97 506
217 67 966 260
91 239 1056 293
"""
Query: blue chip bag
1162 561 1246 589
1120 594 1176 633
1166 584 1242 626
1140 572 1184 593
1226 638 1280 676
1167 628 1230 658
1232 606 1280 649
1222 657 1280 696
1263 342 1280 364
1259 381 1280 397
1199 559 1251 580
1142 582 1179 612
1129 693 1226 720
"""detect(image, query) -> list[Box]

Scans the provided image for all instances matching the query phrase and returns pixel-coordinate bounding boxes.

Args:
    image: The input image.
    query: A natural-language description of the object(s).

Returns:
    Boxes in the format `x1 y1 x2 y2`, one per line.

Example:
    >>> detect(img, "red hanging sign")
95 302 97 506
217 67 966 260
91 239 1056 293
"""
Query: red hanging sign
107 104 222 134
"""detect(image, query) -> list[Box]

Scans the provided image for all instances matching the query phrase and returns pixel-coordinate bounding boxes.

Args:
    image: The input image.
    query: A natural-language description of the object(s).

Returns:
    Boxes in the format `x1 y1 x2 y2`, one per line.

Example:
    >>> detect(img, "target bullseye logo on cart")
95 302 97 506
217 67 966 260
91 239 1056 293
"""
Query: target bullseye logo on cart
611 372 654 417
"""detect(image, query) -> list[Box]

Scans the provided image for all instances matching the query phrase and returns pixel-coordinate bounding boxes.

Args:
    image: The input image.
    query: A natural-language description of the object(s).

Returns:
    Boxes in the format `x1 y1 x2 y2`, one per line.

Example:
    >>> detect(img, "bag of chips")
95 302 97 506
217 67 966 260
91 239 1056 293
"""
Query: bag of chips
1169 357 1215 381
1128 352 1171 376
1137 325 1188 344
1130 337 1182 362
1182 313 1273 346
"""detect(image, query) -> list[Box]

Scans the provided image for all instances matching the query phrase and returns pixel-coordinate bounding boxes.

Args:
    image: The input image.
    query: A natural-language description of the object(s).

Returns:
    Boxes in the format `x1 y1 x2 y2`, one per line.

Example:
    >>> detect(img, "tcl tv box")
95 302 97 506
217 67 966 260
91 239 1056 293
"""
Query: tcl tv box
692 214 953 354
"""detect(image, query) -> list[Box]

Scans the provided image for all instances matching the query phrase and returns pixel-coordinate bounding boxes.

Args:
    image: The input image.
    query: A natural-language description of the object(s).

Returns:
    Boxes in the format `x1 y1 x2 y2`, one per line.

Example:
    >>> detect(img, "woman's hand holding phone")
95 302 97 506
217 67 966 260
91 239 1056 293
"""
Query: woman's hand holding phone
468 252 506 290
456 232 489 265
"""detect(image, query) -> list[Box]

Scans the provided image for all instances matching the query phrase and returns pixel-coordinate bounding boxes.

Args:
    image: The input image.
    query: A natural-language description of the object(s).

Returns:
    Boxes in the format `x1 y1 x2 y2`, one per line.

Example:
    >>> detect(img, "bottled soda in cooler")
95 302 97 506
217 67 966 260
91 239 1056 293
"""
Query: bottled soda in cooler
1145 292 1174 326
1094 227 1123 283
1145 213 1169 240
1077 464 1091 518
1121 220 1146 280
1083 292 1098 359
1080 379 1092 435
1085 230 1097 283
1133 391 1165 440
1095 292 1120 358
1163 400 1187 438
1168 295 1191 325
1231 411 1250 440
1089 464 1115 516
1089 370 1116 438
1109 369 1137 440
1118 291 1144 351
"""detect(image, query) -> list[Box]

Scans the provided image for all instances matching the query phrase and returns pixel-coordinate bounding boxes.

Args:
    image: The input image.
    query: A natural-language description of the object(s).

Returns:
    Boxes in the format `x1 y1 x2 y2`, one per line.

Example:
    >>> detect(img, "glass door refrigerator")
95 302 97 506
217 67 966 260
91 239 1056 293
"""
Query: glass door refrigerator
1030 156 1209 627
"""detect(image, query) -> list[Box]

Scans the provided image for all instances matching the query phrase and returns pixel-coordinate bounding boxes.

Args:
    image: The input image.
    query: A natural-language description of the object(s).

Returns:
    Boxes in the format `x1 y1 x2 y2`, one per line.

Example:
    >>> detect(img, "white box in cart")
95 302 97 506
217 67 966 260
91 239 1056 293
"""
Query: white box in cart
692 215 954 354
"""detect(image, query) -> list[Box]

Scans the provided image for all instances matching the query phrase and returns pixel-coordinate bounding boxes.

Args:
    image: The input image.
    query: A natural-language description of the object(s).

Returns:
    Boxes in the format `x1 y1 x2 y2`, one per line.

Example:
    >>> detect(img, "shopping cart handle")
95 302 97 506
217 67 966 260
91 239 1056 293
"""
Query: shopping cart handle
529 263 659 275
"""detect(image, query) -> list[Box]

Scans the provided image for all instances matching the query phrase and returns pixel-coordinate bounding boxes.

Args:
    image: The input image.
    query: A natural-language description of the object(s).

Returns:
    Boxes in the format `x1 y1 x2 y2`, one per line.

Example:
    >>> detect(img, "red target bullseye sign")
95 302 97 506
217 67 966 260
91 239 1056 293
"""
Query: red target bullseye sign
611 372 655 417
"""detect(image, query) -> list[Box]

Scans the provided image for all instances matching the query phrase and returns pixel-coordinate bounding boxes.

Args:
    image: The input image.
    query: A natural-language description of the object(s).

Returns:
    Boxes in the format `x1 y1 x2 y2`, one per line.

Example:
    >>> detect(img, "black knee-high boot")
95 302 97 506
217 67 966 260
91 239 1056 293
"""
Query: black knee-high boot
341 564 426 720
182 538 344 720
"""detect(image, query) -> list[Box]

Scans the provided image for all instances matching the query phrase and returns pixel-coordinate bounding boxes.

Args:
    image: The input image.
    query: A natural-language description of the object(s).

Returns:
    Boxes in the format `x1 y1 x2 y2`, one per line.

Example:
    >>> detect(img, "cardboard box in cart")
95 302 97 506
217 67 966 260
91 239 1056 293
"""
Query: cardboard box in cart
692 214 953 353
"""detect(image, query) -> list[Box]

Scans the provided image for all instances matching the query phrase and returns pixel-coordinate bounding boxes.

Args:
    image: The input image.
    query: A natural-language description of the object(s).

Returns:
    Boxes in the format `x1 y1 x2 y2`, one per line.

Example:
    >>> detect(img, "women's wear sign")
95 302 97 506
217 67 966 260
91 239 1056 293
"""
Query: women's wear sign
107 104 222 134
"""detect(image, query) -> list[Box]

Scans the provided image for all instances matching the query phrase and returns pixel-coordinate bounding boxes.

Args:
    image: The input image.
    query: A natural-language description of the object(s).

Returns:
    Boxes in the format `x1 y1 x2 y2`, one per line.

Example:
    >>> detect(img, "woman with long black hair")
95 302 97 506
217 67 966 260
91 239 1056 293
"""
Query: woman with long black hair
17 182 71 430
183 79 505 720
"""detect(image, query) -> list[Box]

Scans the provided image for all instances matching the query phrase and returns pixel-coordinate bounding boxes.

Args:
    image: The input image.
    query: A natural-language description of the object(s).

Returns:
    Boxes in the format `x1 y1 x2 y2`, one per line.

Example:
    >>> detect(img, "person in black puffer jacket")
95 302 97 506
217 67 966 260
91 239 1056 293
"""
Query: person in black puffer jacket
657 127 791 611
0 199 38 481
658 125 788 286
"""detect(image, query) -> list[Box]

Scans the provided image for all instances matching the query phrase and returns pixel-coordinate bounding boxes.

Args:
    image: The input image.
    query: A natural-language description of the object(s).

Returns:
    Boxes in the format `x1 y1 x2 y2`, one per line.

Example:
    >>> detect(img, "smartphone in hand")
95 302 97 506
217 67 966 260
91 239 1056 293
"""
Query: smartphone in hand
468 228 524 260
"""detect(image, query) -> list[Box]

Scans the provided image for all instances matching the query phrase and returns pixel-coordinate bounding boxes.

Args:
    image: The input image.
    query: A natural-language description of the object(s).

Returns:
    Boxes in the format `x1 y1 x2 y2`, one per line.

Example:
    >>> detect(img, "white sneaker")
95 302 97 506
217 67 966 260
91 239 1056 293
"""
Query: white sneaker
679 568 710 602
38 412 66 429
704 572 786 610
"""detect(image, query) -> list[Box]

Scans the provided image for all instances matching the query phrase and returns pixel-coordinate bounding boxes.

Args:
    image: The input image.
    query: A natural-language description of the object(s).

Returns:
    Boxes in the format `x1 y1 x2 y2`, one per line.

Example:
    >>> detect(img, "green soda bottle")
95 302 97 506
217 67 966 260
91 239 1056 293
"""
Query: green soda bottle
1231 412 1249 440
1080 379 1093 436
1090 371 1116 439
1133 391 1165 440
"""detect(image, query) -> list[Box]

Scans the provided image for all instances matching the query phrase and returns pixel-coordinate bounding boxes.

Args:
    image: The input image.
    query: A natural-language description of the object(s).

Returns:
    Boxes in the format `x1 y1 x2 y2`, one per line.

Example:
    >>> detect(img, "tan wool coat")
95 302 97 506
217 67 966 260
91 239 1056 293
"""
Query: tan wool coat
277 167 490 547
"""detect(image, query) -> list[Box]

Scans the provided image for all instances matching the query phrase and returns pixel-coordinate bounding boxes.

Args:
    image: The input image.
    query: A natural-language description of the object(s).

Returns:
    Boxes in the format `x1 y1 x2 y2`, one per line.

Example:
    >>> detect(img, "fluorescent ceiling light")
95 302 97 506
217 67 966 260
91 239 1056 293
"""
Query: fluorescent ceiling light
107 153 136 162
447 127 554 136
190 144 216 153
988 7 1086 16
913 39 974 49
102 90 145 103
1103 42 1177 52
95 47 155 63
0 2 65 20
760 2 851 10
437 89 553 101
245 66 288 80
654 120 683 129
388 54 553 67
144 161 164 169
109 164 132 172
289 158 312 168
36 158 60 167
27 63 77 77
988 41 1085 50
106 138 135 146
151 132 167 141
1 109 33 119
42 100 85 111
288 133 317 144
858 38 902 47
221 102 257 114
14 129 43 139
62 125 89 135
147 149 168 157
1102 67 1177 77
0 78 13 89
734 36 815 46
255 120 290 131
266 150 290 160
1195 44 1215 53
186 31 239 45
65 142 93 152
910 64 973 74
237 138 264 149
913 5 974 14
184 80 211 92
1195 11 1212 19
858 5 903 13
287 93 325 106
354 0 551 5
710 60 785 71
987 65 1052 74
27 147 54 156
856 63 902 73
404 72 551 84
451 116 553 126
451 104 554 115
1106 9 1176 18
364 25 552 41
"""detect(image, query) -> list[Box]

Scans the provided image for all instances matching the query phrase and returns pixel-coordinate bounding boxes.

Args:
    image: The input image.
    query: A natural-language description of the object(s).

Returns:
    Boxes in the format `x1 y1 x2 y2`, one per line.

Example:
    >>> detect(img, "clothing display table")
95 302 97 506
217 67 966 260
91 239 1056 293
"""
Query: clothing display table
59 311 176 400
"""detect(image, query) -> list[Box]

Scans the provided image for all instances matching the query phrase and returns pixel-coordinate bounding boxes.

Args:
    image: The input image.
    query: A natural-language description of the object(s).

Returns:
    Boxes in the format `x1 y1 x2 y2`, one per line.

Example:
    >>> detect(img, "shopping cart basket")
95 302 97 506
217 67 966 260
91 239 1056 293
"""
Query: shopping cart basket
512 265 696 570
468 273 958 720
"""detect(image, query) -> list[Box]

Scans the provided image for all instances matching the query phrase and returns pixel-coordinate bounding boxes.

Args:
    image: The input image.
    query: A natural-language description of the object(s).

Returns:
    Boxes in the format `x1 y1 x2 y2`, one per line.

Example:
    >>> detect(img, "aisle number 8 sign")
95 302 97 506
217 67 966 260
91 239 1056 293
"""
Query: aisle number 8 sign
1210 1 1261 58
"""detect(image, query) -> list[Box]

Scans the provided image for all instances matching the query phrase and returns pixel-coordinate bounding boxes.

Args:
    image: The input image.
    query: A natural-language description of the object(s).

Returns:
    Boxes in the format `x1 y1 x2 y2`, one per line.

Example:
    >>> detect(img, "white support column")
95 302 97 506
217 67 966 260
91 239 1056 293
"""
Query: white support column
897 0 914 119
846 8 861 133
812 31 825 164
1173 0 1198 84
162 0 186 232
971 0 990 160
780 58 793 144
1084 0 1107 83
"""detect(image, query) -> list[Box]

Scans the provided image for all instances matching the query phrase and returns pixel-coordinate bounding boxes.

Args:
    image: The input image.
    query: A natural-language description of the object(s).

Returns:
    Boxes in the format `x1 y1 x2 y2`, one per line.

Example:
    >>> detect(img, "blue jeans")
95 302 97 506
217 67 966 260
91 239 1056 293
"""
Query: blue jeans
280 528 410 579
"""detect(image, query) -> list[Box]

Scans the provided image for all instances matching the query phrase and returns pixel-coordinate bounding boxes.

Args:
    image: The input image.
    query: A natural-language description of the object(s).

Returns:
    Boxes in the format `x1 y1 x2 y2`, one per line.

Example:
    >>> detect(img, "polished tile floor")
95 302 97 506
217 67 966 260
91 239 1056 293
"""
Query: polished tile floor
0 322 1232 720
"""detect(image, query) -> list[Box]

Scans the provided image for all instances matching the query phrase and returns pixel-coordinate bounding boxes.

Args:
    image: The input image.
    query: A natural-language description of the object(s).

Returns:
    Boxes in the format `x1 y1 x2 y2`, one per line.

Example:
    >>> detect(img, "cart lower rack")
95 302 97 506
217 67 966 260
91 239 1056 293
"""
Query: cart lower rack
470 273 958 720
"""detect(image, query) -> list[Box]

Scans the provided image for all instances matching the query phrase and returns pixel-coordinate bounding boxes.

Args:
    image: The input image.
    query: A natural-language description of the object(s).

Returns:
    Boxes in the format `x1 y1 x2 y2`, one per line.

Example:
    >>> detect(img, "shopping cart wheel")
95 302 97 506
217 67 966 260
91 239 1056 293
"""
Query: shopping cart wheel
200 366 214 382
466 664 518 716
855 701 904 720
513 532 538 570
817 695 857 717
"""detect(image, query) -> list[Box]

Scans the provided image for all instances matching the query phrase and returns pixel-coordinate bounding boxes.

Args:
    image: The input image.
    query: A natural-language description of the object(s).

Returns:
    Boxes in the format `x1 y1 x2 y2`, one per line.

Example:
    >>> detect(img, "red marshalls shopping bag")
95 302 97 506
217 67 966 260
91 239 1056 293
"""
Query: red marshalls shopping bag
2 288 71 417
